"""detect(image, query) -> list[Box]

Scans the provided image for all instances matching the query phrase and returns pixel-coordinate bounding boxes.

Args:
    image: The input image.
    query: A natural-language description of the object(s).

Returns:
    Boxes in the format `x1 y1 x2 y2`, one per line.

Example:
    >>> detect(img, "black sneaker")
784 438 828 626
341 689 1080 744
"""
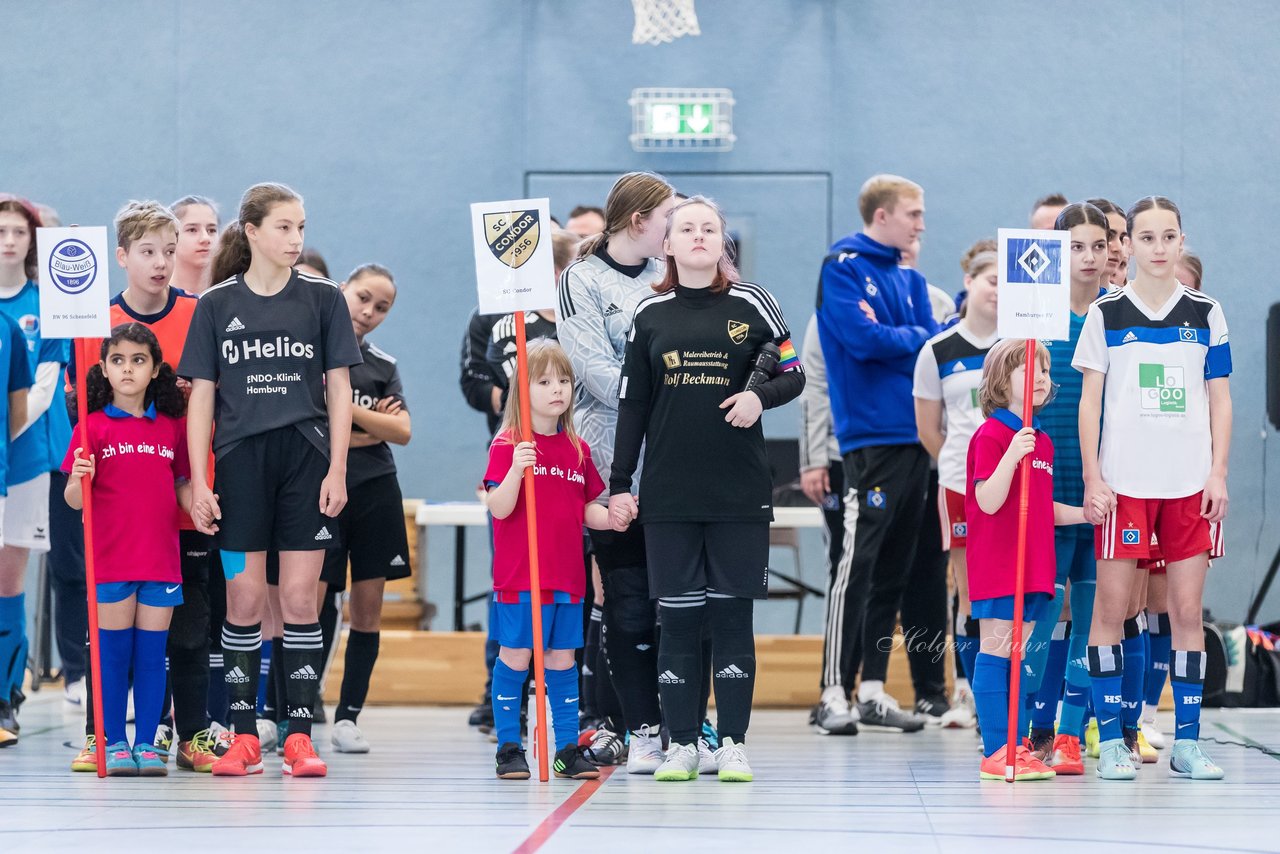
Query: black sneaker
583 726 626 766
0 699 18 735
1029 727 1055 763
914 695 950 727
554 744 601 779
496 742 530 779
856 694 926 733
469 701 493 728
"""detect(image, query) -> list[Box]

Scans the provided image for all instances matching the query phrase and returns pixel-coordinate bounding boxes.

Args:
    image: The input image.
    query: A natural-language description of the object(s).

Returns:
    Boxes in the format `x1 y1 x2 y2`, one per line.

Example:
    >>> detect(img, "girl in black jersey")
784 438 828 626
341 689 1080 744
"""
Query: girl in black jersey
318 264 412 754
179 183 362 779
610 196 805 782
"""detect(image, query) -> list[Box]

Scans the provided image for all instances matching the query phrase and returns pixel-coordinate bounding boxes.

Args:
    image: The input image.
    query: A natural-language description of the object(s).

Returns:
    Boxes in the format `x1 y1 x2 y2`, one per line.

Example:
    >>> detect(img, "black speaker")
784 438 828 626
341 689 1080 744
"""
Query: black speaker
1269 303 1280 430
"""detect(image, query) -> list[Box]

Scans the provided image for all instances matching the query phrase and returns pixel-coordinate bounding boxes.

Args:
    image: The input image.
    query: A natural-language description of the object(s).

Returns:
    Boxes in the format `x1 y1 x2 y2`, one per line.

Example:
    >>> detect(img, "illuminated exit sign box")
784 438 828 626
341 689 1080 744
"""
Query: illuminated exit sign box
629 87 735 151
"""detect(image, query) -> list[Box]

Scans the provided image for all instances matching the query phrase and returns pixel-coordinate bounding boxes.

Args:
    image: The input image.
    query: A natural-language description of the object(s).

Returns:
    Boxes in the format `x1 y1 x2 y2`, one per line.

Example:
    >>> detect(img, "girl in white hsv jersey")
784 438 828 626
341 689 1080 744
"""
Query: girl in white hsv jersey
1075 196 1231 781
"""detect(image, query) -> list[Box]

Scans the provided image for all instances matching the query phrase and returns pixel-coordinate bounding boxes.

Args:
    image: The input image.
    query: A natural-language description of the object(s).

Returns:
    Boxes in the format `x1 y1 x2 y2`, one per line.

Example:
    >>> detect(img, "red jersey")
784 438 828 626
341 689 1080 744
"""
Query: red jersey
484 430 605 598
61 407 190 585
964 409 1056 602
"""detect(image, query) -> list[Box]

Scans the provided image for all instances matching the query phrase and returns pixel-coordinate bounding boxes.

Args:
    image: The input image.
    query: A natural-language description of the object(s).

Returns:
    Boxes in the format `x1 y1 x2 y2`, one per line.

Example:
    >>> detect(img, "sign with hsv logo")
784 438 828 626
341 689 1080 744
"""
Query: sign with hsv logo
37 227 111 338
997 228 1070 341
471 198 556 314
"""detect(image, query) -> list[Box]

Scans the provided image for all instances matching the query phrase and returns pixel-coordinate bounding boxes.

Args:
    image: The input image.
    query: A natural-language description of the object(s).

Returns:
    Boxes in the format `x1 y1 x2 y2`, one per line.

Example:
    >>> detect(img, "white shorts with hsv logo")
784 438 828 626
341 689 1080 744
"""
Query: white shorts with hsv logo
4 473 51 552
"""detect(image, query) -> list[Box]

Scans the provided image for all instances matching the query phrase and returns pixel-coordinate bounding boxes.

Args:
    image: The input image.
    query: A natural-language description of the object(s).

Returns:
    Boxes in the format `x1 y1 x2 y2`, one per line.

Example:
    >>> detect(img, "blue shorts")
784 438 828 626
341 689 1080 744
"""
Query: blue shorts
1055 529 1097 586
494 598 583 651
97 580 184 608
971 592 1053 623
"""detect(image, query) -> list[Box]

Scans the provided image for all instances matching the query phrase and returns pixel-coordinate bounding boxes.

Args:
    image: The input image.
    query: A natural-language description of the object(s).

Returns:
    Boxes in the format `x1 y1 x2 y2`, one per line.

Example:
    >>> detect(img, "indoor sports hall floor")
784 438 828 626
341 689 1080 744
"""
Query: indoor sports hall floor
3 692 1280 853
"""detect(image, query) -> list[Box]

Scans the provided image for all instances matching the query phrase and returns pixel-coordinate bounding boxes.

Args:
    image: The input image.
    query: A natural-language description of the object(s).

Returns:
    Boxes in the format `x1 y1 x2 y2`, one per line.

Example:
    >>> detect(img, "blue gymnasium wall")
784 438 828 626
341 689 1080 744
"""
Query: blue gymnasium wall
7 1 1279 626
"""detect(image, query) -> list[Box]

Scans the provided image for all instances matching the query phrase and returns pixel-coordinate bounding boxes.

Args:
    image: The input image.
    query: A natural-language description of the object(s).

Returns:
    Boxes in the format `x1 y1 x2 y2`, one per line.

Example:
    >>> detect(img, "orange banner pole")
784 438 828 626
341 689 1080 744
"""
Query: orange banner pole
1004 338 1036 781
75 337 107 777
513 312 549 781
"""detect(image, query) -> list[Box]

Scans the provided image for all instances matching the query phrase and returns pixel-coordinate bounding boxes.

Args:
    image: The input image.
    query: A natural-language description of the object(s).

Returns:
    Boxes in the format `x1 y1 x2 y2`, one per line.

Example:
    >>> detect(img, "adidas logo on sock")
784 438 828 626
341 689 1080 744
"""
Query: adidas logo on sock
658 670 685 684
603 302 622 317
290 707 314 719
226 666 250 684
290 665 319 680
225 316 246 332
389 555 406 567
229 700 254 711
1122 331 1137 343
315 526 333 541
716 664 749 679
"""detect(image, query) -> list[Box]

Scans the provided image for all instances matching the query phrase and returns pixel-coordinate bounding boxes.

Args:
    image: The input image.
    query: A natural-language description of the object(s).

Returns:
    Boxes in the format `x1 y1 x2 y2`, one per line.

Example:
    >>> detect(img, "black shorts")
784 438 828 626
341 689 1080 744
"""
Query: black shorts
319 474 413 591
216 426 338 553
643 521 770 600
587 523 647 572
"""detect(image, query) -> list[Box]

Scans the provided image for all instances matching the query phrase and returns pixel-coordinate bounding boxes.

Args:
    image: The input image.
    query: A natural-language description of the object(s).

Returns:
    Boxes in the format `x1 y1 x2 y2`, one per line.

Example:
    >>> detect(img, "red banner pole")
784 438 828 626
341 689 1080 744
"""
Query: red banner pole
1004 338 1037 781
513 312 549 781
74 337 106 777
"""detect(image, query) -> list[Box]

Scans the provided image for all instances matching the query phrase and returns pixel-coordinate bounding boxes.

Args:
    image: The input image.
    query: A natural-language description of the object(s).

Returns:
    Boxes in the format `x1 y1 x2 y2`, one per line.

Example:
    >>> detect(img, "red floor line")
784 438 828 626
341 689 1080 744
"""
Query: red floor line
512 766 616 854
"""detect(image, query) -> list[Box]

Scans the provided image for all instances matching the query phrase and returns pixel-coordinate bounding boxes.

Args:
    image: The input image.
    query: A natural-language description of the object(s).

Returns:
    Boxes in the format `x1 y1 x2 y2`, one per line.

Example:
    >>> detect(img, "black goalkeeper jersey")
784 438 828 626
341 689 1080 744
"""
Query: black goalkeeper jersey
611 283 805 523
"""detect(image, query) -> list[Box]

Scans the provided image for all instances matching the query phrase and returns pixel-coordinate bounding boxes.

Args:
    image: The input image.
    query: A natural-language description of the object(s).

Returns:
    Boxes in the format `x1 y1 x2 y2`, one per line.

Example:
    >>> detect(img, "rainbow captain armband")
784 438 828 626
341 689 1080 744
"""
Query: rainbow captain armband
776 338 801 372
221 550 247 580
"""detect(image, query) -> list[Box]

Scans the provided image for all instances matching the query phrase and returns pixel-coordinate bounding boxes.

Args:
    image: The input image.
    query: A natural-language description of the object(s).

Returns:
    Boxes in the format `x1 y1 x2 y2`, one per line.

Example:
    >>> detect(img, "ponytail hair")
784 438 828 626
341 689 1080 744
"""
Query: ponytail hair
1053 201 1109 234
576 171 674 259
209 182 302 284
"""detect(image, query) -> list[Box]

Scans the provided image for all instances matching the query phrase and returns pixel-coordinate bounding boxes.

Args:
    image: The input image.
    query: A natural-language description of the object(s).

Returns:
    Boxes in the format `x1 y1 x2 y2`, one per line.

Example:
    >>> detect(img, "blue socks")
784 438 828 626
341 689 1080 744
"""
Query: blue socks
1088 643 1124 742
491 659 527 747
132 629 169 747
545 665 580 751
956 616 979 684
99 627 134 745
1171 650 1205 740
1032 621 1070 730
1145 611 1172 708
1059 581 1095 738
1121 617 1146 731
973 652 1011 757
0 593 26 697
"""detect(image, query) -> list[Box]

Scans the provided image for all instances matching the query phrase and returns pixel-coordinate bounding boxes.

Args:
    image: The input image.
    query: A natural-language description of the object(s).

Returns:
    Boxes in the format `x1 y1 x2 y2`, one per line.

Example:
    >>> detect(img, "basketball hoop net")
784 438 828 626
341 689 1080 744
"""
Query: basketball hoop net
631 0 700 45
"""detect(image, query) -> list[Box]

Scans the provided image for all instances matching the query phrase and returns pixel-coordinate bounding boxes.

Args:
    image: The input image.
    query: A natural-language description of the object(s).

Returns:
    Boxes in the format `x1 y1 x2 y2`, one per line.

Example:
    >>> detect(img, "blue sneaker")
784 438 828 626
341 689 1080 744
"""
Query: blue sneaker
701 718 720 751
1096 738 1138 780
1169 739 1224 780
133 743 168 777
105 741 138 777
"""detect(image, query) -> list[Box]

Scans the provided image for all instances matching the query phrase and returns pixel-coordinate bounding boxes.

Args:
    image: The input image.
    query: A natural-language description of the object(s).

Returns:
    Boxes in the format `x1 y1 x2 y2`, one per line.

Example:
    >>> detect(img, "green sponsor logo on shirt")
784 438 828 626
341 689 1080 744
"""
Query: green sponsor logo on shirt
1139 363 1185 413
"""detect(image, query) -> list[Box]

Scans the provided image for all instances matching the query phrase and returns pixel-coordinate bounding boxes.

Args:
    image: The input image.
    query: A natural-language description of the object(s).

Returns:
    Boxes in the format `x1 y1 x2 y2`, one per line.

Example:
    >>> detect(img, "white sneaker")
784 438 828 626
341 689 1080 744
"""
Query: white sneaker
256 718 279 752
626 724 665 775
697 738 717 774
654 742 699 781
940 686 977 729
63 677 86 710
713 737 753 782
331 719 370 754
811 686 859 735
1141 715 1166 750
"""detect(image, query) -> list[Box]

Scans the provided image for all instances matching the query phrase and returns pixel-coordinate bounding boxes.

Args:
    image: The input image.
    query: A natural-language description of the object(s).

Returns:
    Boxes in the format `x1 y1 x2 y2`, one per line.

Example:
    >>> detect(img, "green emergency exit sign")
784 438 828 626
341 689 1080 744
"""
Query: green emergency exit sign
648 102 714 135
630 87 735 151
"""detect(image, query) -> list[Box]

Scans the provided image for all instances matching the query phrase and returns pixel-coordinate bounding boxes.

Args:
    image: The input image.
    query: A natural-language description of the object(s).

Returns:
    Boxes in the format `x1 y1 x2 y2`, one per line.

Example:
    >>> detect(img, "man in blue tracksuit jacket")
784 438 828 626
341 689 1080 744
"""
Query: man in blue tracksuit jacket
815 175 939 732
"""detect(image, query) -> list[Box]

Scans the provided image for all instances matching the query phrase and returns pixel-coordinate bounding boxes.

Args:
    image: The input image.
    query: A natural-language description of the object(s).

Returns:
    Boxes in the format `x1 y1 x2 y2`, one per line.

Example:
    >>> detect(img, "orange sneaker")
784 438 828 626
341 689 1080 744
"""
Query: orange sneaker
211 733 264 777
979 745 1056 781
282 732 327 778
1049 733 1084 775
177 729 219 773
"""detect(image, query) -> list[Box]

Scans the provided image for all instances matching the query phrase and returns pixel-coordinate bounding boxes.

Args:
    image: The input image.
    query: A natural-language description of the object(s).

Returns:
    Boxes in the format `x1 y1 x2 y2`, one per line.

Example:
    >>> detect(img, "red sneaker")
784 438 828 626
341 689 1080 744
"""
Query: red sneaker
211 733 263 777
979 744 1056 781
1049 733 1084 775
282 732 327 778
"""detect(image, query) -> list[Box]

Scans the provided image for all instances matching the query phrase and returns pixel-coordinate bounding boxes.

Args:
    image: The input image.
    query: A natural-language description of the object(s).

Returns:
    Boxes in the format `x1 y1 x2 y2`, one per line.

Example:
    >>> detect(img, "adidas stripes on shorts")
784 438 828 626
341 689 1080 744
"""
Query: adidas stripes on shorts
214 425 338 553
319 473 412 591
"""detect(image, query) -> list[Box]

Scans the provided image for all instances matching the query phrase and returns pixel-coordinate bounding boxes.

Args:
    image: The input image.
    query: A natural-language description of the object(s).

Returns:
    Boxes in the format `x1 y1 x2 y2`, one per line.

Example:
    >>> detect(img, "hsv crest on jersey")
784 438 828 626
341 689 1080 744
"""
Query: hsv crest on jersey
483 210 540 269
727 319 749 344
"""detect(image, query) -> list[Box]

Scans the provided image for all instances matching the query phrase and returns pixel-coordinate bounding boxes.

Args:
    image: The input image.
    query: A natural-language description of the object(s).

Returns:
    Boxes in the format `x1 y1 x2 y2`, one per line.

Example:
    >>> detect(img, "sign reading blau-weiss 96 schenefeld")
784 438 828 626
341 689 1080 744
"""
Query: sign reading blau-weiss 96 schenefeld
471 198 555 315
997 227 1071 342
37 226 111 338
